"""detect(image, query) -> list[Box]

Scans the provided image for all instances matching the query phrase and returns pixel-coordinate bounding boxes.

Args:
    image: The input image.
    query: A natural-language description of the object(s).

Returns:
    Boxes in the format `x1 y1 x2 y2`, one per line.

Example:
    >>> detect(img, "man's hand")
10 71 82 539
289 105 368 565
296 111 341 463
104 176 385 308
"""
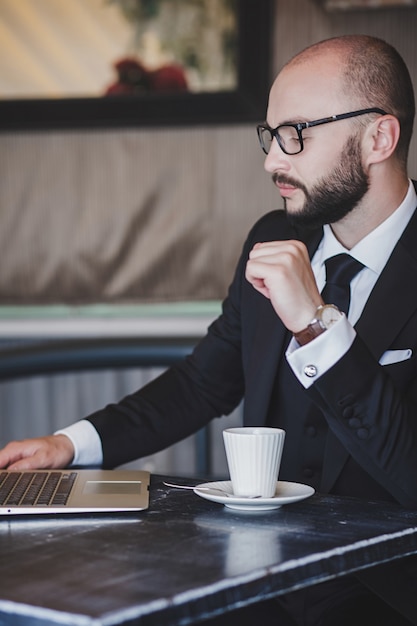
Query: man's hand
245 240 323 332
0 434 74 470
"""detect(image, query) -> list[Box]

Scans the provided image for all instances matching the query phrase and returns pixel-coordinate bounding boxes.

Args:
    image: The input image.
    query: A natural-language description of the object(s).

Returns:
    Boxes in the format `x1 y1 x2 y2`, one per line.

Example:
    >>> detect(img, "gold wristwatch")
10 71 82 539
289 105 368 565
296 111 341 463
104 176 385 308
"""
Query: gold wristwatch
293 304 343 346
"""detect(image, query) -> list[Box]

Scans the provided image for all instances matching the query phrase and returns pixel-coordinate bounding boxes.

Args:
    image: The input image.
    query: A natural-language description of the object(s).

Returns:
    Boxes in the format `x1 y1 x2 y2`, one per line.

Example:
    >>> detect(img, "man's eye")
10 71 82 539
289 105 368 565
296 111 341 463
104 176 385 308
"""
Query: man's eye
288 137 301 146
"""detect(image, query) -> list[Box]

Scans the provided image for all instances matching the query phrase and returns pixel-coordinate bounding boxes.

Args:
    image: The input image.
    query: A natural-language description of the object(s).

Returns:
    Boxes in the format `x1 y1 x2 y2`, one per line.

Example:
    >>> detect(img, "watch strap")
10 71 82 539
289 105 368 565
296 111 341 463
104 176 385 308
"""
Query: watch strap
293 319 326 346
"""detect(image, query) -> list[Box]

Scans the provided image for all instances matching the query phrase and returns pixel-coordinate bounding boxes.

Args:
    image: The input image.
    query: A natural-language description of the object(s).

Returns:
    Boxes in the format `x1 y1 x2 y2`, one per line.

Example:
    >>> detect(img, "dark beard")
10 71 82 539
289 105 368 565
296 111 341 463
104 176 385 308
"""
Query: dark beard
274 134 370 230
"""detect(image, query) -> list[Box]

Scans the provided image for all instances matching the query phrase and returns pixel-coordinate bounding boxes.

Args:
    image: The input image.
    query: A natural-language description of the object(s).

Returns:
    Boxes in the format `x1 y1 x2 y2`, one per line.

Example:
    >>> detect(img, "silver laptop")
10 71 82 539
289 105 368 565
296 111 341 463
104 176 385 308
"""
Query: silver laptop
0 468 150 515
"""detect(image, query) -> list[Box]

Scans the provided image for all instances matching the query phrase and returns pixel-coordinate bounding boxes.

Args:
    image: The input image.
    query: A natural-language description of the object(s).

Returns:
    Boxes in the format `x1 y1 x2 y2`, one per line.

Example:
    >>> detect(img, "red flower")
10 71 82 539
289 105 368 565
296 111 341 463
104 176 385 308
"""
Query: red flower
149 64 188 92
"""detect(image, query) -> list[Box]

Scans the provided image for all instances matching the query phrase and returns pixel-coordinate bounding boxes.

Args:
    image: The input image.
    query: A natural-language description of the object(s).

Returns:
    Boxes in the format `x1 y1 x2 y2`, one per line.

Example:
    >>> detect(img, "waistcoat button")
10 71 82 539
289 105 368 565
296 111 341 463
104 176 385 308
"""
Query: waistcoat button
342 406 354 419
357 428 369 439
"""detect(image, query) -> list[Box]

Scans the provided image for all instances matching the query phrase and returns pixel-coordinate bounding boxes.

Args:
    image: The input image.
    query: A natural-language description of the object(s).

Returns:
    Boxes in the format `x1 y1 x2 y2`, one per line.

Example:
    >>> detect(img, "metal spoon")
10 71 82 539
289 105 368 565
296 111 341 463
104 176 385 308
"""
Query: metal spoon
162 481 262 499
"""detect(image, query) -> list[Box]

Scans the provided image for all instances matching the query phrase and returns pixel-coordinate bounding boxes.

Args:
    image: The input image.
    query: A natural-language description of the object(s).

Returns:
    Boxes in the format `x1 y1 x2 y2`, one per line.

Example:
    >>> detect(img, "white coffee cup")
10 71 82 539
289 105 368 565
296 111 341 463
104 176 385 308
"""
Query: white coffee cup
223 427 285 498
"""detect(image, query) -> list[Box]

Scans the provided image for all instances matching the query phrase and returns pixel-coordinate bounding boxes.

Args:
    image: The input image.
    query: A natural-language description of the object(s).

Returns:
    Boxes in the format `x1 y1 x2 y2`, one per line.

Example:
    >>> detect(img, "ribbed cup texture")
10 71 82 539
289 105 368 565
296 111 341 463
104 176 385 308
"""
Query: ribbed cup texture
223 428 285 497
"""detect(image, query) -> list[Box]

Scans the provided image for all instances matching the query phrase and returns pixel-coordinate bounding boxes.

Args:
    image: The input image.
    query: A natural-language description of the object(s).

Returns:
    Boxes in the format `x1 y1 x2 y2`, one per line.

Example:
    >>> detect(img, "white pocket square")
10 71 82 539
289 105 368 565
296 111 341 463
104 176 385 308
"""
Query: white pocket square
379 349 413 366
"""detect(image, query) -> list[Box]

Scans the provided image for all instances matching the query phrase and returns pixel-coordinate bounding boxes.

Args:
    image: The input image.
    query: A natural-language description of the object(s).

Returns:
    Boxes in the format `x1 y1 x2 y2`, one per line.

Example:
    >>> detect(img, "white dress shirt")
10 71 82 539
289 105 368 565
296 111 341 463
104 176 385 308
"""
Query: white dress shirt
57 181 417 466
287 180 417 387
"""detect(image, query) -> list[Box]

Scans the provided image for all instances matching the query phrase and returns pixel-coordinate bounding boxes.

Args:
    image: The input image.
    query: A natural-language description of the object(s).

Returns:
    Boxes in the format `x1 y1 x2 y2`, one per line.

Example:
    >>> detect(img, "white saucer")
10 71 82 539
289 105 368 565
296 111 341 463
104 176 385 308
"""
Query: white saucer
194 480 315 511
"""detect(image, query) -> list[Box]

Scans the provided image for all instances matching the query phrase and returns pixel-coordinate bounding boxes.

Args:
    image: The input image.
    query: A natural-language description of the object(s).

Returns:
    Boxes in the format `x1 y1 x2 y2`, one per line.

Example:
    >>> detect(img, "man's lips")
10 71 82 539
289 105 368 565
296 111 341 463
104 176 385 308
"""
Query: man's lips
272 173 301 197
276 182 298 197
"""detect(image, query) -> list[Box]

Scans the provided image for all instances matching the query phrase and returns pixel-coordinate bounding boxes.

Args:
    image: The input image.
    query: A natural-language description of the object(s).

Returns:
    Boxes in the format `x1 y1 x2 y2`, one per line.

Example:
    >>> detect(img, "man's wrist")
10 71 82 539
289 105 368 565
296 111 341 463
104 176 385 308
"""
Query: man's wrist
54 420 103 467
286 315 356 389
294 304 343 346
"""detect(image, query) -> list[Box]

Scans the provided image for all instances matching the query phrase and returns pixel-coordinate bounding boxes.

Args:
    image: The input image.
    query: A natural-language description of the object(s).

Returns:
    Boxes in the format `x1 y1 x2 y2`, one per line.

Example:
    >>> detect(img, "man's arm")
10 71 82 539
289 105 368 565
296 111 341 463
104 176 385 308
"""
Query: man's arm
0 227 252 470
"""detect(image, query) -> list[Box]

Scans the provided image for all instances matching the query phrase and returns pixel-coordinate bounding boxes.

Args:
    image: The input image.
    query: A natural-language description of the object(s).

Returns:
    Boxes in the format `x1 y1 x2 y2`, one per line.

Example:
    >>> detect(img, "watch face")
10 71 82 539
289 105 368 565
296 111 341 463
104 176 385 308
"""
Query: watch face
319 304 343 328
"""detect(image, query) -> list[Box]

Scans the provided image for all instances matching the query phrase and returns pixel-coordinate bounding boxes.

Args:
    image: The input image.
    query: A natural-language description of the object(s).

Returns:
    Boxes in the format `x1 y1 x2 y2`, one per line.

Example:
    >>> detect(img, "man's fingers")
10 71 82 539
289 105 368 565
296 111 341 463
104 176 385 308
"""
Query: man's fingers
0 435 74 470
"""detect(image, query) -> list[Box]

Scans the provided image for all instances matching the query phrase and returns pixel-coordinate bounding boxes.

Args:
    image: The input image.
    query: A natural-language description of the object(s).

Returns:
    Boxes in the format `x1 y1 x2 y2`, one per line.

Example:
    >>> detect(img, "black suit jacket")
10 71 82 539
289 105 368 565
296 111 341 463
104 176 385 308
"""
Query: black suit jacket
88 190 417 508
87 186 417 620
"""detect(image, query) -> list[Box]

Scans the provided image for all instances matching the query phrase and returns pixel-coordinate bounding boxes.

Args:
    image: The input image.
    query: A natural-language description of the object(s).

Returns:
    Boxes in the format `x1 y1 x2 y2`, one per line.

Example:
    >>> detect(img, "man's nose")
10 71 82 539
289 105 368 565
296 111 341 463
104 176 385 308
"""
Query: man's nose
263 140 291 174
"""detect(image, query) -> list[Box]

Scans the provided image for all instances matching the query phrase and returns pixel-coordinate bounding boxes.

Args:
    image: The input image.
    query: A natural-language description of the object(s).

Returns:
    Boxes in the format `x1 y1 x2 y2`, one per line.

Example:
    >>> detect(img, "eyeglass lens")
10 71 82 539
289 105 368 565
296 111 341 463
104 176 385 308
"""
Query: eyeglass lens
258 126 302 155
276 126 302 154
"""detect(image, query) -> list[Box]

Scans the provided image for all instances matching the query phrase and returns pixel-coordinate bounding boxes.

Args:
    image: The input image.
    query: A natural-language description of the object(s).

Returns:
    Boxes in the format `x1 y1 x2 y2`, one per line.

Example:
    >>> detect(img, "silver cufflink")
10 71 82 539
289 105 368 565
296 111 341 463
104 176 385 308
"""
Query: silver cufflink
303 364 318 378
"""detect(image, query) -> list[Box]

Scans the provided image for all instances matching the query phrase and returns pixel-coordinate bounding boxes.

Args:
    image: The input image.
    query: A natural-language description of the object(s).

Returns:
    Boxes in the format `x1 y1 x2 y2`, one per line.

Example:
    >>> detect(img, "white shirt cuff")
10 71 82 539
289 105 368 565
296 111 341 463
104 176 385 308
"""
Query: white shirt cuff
286 315 356 388
54 420 103 467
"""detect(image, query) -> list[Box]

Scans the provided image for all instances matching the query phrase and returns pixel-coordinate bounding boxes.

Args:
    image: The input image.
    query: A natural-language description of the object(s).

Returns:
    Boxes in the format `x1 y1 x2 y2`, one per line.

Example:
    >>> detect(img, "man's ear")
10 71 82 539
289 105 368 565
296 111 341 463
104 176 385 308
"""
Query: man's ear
363 115 400 166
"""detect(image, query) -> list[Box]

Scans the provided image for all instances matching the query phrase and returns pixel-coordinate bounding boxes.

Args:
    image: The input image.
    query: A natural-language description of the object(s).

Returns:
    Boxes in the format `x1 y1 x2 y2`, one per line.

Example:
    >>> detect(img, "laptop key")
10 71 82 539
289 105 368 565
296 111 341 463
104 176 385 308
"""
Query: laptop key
36 473 61 505
51 472 77 505
21 472 49 505
0 472 22 505
4 473 35 505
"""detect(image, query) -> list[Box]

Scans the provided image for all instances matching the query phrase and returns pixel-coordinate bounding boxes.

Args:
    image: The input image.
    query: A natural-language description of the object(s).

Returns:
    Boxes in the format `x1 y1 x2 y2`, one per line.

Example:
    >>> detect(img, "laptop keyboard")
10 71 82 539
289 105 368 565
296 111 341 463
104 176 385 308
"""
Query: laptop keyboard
0 471 77 506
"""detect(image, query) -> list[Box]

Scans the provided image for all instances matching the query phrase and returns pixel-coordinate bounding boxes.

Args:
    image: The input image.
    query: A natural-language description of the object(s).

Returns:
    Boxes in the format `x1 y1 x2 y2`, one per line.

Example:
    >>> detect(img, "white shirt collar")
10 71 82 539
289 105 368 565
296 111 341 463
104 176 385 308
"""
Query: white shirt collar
318 179 417 275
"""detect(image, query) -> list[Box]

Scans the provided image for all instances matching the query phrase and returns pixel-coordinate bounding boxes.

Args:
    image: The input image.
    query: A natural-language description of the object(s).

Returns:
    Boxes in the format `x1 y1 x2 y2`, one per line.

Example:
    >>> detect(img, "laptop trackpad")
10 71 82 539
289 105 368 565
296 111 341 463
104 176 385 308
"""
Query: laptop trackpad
83 481 142 495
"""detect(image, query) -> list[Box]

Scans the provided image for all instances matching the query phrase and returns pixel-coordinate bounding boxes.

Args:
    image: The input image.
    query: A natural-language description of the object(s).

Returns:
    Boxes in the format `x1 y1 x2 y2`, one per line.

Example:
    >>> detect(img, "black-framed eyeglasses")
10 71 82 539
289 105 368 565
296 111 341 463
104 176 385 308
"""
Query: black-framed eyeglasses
256 108 387 155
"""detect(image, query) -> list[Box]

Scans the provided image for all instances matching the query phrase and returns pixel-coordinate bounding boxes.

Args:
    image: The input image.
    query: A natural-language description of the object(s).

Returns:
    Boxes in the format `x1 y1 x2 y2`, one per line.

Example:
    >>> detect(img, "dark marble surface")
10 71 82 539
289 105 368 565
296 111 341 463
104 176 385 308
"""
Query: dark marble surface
1 474 417 626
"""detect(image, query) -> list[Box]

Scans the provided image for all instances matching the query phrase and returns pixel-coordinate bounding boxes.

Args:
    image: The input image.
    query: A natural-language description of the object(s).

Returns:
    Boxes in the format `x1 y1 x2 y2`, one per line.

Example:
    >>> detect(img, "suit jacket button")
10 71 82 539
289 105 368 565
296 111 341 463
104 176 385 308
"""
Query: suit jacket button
357 428 369 439
342 406 354 419
306 426 317 437
303 468 314 478
348 417 361 429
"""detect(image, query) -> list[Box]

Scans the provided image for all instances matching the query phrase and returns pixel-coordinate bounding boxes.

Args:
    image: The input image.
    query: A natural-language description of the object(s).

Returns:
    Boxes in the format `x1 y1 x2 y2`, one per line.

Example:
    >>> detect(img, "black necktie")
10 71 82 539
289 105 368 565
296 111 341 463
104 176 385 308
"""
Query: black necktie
321 253 364 315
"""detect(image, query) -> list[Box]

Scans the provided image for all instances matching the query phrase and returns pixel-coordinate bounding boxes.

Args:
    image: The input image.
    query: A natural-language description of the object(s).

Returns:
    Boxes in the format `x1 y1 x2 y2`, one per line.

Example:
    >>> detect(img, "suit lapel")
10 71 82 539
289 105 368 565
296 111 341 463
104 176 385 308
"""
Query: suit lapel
355 207 417 358
322 204 417 493
243 298 289 426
